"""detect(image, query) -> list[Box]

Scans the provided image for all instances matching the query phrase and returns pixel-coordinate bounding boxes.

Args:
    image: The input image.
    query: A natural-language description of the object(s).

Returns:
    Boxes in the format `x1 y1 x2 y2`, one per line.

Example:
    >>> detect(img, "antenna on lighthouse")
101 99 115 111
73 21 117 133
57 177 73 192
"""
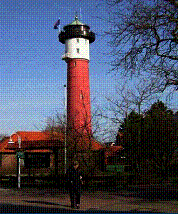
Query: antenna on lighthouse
80 7 82 20
75 11 78 19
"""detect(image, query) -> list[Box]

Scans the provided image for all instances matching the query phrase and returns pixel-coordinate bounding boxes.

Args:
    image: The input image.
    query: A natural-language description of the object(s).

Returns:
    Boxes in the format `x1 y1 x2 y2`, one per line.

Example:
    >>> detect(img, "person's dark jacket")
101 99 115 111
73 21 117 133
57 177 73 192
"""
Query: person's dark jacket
66 166 82 192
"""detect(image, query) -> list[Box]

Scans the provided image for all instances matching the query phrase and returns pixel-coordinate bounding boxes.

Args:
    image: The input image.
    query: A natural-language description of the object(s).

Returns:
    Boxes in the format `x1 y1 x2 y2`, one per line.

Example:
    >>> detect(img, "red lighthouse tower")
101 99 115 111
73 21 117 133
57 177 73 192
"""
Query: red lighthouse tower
59 16 95 135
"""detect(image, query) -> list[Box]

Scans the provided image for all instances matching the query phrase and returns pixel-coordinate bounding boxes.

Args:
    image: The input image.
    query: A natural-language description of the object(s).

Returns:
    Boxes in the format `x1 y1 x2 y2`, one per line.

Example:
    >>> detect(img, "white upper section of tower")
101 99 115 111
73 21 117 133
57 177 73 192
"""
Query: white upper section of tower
62 38 89 60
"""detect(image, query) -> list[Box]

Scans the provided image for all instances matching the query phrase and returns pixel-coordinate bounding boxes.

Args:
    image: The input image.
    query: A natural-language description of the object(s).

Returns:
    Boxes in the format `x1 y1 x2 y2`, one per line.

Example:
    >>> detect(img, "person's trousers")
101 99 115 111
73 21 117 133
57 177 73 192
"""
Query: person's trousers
69 189 80 207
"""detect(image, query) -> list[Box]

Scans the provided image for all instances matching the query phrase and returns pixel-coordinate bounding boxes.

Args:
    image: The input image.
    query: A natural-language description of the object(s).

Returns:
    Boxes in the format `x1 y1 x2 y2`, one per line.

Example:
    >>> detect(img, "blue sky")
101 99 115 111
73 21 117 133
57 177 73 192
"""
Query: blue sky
1 0 177 139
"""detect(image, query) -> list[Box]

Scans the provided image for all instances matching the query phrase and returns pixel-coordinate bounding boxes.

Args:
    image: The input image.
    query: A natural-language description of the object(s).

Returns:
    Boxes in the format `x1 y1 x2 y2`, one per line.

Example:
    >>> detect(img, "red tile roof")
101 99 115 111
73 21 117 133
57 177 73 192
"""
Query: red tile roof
104 145 123 157
2 131 124 157
3 131 104 151
12 131 63 142
67 134 104 151
0 137 15 153
1 131 63 152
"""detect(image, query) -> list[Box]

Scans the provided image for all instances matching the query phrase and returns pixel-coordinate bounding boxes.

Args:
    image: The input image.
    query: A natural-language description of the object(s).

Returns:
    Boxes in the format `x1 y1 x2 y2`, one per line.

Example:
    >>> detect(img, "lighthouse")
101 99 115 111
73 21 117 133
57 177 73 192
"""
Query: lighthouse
59 16 95 135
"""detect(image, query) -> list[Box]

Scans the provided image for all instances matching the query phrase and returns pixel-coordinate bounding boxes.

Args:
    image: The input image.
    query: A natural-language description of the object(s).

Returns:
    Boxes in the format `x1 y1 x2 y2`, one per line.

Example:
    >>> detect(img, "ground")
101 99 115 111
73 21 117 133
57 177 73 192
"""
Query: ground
0 185 177 213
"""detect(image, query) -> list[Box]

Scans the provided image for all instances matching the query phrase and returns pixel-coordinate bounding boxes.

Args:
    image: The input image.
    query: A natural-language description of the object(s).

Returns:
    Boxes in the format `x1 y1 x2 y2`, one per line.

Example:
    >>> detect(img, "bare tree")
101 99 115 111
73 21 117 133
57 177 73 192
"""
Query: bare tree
44 112 66 133
104 77 159 126
43 100 106 176
104 0 178 91
0 134 8 142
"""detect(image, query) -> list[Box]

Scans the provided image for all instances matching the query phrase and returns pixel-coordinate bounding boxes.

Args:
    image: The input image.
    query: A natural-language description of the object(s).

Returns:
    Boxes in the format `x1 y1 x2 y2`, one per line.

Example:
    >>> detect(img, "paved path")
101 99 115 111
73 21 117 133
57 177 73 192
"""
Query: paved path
0 187 177 213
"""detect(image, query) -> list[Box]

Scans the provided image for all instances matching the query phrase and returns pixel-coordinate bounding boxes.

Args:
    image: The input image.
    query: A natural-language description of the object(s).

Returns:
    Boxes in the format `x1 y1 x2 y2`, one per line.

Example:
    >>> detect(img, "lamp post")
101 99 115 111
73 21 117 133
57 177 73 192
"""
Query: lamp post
8 133 21 189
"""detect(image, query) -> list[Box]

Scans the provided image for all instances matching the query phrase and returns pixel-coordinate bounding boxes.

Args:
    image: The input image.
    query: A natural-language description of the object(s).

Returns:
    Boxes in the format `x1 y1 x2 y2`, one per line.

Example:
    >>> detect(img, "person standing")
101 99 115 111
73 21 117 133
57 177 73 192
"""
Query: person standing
66 161 83 209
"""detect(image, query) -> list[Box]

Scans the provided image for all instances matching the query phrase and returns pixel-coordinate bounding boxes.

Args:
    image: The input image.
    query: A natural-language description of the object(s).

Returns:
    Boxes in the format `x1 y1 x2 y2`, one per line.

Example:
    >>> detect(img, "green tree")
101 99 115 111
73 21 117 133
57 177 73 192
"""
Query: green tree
118 101 178 182
142 101 178 180
119 111 144 167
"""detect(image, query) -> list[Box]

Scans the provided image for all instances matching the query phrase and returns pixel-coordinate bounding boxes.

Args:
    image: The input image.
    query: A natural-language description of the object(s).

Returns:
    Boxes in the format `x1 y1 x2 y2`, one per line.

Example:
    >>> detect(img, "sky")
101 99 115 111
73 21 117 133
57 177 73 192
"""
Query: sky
1 0 178 139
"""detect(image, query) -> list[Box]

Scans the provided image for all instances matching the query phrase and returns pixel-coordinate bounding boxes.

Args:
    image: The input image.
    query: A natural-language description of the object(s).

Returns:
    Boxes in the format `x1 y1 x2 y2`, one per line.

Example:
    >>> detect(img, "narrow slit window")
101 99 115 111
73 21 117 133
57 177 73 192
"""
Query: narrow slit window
77 48 80 53
74 61 76 66
77 38 79 43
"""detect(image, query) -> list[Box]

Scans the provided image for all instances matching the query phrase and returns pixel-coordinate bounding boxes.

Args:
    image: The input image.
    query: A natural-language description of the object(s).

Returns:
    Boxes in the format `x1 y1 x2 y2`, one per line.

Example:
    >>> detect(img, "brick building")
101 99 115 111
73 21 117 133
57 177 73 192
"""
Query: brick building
0 131 123 178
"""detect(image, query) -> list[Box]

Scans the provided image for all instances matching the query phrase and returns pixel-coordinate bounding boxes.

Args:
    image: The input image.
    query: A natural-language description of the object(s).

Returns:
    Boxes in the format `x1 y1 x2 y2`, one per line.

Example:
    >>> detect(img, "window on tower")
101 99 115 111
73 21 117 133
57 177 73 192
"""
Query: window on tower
80 93 84 100
77 38 79 43
77 48 80 53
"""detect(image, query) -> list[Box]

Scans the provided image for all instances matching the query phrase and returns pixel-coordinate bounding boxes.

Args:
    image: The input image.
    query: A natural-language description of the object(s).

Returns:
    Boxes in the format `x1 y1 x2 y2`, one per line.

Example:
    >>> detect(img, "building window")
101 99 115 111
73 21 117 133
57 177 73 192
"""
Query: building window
25 153 50 168
74 61 76 66
77 48 80 53
77 38 79 43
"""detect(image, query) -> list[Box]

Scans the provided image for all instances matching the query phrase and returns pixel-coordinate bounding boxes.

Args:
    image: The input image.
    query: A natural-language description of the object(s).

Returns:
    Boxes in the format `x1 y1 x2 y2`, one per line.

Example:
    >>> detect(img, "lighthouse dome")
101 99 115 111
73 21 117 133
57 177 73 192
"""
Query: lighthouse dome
67 16 85 26
59 16 95 44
